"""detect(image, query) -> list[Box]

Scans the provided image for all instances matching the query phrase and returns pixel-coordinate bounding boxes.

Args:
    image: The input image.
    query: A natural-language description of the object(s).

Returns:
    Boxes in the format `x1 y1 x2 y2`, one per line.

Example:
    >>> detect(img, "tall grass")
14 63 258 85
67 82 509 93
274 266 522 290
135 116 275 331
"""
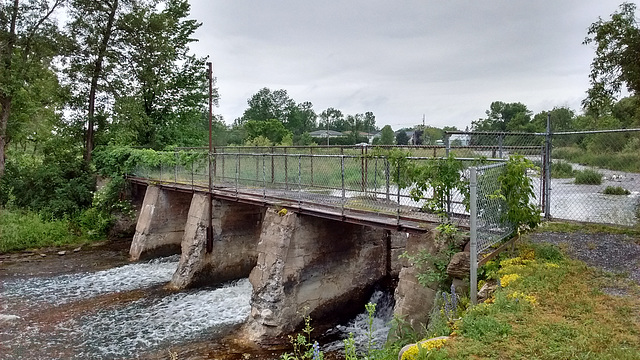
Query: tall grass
574 169 603 185
553 146 640 173
0 209 89 253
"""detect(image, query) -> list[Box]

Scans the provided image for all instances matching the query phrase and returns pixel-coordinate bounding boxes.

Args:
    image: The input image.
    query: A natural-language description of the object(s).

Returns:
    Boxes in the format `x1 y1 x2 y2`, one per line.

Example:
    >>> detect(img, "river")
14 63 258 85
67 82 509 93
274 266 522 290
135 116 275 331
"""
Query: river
0 242 394 359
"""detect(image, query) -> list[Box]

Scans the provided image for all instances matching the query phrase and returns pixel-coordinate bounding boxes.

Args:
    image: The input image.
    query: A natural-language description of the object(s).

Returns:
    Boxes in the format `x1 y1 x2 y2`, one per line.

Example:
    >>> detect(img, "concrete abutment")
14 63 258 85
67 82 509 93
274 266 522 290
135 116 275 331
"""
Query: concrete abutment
169 195 264 289
129 186 192 261
244 208 392 343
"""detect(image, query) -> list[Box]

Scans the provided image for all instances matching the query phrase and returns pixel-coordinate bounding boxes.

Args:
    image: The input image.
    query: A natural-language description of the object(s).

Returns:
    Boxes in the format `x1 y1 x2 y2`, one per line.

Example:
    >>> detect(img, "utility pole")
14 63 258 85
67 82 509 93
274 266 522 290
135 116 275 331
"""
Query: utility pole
206 61 214 253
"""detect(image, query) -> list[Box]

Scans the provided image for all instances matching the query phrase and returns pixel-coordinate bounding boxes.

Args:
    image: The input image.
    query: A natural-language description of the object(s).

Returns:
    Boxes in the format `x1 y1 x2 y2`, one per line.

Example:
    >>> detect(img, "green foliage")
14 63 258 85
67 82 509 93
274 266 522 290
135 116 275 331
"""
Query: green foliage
1 148 95 219
400 223 460 289
245 119 293 145
550 161 574 178
472 101 535 132
396 130 410 145
583 2 640 116
458 310 512 342
532 243 565 262
491 155 541 232
382 150 468 217
574 169 603 185
380 125 395 145
603 186 630 195
0 209 89 253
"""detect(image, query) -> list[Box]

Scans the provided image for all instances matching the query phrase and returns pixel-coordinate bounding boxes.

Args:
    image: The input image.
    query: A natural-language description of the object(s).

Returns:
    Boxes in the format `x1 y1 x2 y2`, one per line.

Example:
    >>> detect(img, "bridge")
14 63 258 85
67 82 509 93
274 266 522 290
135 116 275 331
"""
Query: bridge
124 145 517 342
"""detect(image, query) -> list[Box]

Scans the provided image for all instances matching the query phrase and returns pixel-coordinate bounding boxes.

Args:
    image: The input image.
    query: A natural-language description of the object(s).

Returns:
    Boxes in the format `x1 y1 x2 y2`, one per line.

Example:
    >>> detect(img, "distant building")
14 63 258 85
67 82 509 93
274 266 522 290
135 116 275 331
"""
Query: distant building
308 130 345 138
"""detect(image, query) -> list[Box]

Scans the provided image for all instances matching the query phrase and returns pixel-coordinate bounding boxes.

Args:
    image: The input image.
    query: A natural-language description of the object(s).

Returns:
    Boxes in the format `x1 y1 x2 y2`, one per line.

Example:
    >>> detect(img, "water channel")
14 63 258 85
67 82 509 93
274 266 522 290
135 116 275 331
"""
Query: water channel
0 247 393 360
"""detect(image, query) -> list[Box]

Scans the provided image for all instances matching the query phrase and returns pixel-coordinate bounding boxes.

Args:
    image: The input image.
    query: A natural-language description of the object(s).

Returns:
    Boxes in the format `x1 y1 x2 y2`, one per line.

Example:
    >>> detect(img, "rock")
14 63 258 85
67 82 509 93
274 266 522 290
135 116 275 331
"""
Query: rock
452 278 469 296
446 252 470 278
477 280 498 303
398 336 450 360
73 247 81 252
39 253 47 257
0 314 22 322
57 251 66 256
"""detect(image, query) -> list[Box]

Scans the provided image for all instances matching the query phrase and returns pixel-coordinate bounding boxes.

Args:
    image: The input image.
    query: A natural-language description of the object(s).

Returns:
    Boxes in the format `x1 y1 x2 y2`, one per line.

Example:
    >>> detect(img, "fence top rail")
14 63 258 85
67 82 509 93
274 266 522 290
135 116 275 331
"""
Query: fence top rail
207 152 508 162
444 130 545 136
552 128 640 135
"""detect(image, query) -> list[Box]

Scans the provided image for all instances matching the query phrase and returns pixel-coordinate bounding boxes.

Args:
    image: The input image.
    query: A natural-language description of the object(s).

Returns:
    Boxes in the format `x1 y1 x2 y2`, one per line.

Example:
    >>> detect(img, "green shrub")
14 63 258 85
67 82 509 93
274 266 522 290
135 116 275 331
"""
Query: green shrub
603 186 630 195
0 149 94 219
532 243 565 262
550 161 574 178
574 169 602 185
0 209 88 253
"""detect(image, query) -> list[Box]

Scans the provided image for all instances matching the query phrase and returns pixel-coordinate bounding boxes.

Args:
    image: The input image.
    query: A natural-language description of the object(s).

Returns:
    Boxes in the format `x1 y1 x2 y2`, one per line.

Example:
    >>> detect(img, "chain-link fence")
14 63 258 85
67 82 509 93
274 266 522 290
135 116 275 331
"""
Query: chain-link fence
130 146 497 231
446 128 640 227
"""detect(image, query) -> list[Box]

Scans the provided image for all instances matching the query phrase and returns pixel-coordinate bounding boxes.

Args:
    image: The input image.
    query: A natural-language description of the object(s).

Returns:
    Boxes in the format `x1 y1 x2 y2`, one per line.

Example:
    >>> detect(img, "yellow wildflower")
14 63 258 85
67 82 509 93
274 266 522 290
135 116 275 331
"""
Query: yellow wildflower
508 291 537 305
500 273 520 287
401 337 448 360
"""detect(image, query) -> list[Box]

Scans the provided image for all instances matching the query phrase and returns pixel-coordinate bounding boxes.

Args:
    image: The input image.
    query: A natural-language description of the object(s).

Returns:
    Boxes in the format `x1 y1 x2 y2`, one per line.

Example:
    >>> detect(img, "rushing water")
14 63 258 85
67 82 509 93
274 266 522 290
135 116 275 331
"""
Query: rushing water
324 290 394 354
0 256 252 360
0 254 395 360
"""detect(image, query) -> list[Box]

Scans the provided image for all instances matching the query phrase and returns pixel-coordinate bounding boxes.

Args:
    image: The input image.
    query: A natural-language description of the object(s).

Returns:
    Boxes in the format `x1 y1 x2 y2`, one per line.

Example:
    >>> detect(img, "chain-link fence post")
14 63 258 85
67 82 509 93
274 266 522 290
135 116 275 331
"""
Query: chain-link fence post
445 134 450 157
544 114 552 219
469 167 478 305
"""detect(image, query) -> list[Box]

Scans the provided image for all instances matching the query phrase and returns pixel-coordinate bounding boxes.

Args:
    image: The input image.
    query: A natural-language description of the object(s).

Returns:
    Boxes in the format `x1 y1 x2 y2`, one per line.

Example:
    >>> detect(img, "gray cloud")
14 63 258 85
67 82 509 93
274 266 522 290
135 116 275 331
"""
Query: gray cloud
188 0 629 129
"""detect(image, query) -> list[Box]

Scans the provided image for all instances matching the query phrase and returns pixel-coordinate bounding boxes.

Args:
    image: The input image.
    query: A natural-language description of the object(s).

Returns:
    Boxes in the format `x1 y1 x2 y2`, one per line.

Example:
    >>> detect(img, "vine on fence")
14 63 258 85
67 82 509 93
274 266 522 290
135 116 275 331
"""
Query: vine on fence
490 155 541 233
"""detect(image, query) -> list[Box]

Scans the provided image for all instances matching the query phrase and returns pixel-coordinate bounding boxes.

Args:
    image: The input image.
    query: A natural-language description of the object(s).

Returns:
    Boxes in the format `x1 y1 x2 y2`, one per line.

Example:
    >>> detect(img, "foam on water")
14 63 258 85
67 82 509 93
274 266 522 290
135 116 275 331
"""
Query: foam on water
0 278 252 360
324 290 394 353
1 255 179 305
75 278 252 359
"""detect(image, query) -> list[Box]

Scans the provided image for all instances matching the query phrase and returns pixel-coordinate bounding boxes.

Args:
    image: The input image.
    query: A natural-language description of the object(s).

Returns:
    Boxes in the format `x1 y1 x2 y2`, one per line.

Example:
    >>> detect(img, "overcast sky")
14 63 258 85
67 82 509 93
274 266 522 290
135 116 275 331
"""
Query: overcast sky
187 1 633 130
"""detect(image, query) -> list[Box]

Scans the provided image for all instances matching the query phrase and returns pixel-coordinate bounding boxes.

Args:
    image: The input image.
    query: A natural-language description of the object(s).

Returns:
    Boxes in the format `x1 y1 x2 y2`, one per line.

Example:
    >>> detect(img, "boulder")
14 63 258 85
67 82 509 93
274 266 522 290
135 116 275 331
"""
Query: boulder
446 252 470 278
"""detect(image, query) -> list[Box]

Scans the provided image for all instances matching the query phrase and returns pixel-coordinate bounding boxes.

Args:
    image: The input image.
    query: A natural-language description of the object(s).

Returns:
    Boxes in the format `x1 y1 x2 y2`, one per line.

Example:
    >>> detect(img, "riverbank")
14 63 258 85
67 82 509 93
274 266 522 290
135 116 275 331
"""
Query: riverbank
0 209 95 253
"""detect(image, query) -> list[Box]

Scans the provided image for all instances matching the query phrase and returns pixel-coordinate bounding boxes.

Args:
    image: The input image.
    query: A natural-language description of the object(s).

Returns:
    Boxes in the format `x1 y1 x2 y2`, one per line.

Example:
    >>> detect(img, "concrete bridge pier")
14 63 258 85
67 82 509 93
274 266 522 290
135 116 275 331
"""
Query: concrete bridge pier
129 186 192 261
244 208 389 343
169 195 264 289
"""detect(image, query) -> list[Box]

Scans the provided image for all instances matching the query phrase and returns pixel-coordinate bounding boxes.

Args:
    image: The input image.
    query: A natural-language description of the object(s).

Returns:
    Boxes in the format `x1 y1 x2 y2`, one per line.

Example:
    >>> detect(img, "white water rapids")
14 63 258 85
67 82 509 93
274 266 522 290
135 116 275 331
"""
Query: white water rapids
0 256 395 359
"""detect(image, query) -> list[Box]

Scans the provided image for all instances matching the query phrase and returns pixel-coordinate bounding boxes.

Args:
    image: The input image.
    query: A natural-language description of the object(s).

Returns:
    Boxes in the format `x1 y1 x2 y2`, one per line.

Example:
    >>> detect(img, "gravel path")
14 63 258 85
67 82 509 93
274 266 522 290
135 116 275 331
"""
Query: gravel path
527 231 640 286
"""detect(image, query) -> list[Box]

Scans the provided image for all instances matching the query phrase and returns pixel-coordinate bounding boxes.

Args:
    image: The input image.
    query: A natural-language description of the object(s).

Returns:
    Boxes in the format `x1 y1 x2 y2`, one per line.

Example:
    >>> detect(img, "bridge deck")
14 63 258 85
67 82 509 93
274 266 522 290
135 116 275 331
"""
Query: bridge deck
128 177 470 233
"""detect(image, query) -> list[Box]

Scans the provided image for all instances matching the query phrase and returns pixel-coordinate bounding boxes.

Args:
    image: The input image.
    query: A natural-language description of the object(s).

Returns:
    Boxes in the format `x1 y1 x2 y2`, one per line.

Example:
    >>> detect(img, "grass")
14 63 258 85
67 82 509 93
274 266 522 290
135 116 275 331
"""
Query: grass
536 221 640 237
0 208 91 253
574 169 603 185
550 161 574 178
553 146 640 173
423 241 640 359
603 186 631 195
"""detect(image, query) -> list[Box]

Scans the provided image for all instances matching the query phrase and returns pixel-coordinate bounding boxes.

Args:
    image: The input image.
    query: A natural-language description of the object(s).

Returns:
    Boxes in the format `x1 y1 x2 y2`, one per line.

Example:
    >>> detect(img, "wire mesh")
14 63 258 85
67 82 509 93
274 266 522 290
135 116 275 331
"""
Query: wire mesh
472 163 514 254
549 129 640 226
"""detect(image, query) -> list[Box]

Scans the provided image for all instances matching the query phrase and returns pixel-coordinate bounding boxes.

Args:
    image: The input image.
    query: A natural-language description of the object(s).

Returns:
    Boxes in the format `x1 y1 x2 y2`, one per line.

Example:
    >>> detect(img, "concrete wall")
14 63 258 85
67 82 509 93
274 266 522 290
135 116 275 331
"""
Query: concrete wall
129 186 192 261
169 195 264 289
245 208 388 343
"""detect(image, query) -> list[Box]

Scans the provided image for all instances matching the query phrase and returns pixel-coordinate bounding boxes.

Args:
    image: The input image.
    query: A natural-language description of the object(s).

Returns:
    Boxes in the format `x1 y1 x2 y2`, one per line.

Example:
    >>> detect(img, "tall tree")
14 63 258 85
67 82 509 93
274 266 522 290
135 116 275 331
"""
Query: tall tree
380 125 394 145
66 0 122 161
0 0 65 177
240 88 295 125
318 107 343 131
112 0 210 149
472 101 533 132
395 130 409 145
583 2 640 117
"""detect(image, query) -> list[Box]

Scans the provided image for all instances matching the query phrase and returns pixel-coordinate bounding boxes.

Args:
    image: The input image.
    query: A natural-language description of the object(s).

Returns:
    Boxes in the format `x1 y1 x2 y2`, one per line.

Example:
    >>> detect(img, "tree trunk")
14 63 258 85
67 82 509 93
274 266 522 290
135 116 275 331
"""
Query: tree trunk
0 0 19 178
85 0 118 162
